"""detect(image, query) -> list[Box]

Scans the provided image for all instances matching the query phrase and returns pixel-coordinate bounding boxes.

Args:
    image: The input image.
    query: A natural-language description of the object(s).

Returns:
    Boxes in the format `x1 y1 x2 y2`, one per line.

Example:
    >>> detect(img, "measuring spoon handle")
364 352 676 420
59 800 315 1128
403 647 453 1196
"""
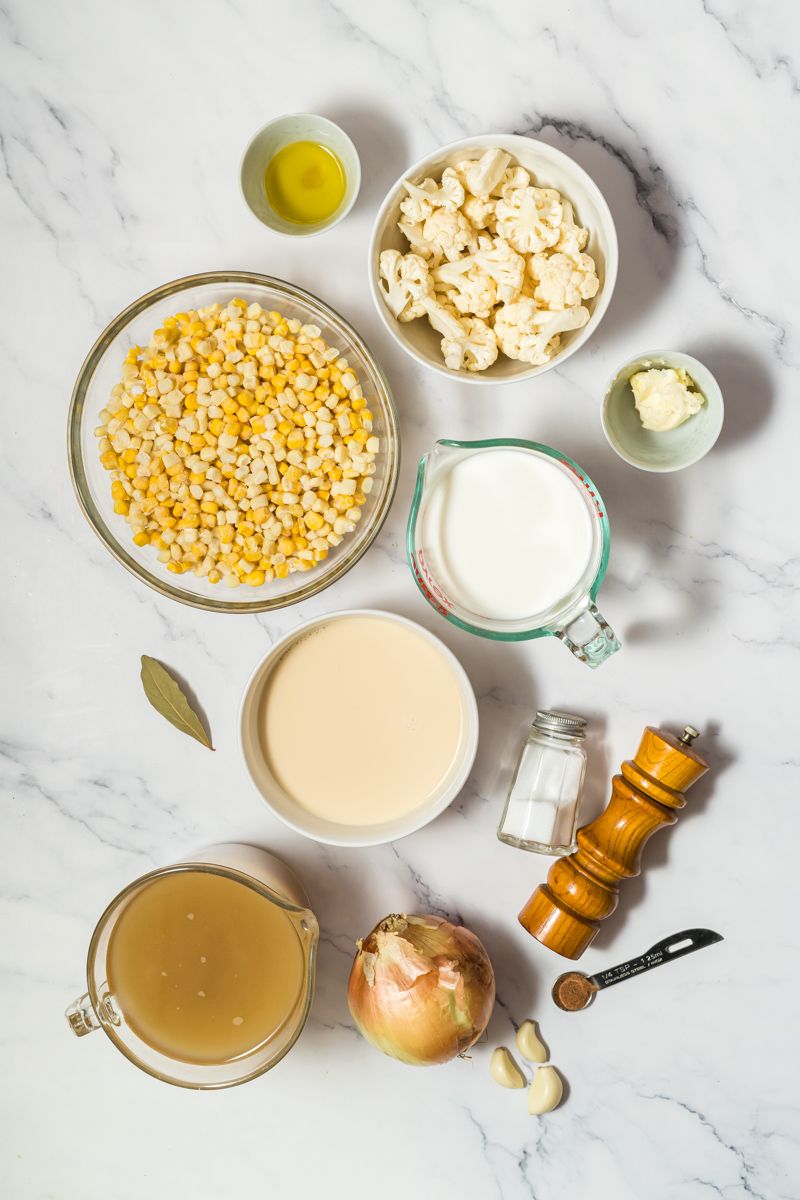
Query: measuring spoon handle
590 928 723 991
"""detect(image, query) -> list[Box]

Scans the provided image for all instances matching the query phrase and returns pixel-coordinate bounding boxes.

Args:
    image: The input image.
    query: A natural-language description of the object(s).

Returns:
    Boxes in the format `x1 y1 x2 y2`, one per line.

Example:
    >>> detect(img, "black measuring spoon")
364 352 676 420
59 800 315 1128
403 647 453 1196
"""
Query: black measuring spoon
552 928 723 1011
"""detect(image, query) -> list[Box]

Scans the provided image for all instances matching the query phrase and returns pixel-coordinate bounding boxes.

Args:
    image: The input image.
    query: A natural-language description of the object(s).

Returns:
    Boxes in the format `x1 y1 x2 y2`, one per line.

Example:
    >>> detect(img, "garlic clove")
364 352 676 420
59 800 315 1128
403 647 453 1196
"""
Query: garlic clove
527 1065 563 1115
490 1046 526 1089
516 1019 548 1063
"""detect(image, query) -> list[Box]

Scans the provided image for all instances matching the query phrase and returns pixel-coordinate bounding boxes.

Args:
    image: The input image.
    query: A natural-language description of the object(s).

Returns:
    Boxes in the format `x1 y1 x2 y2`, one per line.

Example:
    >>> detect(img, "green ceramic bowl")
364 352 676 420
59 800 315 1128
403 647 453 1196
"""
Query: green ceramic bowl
602 350 724 472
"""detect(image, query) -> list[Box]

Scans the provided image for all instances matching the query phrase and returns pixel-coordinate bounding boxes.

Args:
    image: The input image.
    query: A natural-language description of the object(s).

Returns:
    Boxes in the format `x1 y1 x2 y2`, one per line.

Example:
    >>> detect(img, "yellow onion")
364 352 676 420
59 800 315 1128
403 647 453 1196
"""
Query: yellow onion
347 913 495 1066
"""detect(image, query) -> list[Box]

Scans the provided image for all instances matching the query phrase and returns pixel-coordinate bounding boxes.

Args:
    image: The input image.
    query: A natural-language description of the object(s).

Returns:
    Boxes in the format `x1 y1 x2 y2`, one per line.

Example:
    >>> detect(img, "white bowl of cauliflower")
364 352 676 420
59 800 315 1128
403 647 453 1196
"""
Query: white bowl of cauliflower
369 135 618 382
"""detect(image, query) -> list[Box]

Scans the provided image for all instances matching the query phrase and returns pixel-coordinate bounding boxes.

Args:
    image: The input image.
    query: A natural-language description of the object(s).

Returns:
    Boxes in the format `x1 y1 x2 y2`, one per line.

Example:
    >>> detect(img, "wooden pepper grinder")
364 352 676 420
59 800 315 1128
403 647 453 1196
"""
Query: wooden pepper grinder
518 725 709 960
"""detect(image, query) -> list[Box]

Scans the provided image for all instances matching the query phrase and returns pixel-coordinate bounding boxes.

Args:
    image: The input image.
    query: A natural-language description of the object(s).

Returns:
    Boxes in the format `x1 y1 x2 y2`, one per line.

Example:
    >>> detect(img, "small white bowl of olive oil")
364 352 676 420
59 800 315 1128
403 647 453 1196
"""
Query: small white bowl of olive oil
241 114 361 237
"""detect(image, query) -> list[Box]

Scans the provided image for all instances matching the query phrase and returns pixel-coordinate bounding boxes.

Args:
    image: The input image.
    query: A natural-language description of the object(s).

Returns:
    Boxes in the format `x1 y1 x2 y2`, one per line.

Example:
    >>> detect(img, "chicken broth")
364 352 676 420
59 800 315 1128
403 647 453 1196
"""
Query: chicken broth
107 870 305 1065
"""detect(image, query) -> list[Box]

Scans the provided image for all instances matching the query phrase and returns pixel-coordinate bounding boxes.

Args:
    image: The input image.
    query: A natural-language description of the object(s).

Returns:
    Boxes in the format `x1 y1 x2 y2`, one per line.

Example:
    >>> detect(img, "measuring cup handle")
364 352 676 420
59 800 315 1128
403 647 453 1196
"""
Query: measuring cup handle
554 601 620 668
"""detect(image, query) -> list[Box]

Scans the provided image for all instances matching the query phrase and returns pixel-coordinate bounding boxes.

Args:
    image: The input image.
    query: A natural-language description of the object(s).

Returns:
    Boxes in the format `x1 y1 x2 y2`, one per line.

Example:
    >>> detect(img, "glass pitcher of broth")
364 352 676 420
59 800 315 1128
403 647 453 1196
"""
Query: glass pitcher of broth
407 439 620 668
65 844 318 1088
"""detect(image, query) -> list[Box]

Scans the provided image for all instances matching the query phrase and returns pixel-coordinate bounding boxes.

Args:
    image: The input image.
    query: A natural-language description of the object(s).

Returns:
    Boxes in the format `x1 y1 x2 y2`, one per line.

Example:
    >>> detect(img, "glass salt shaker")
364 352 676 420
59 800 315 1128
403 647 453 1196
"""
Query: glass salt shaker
497 711 588 855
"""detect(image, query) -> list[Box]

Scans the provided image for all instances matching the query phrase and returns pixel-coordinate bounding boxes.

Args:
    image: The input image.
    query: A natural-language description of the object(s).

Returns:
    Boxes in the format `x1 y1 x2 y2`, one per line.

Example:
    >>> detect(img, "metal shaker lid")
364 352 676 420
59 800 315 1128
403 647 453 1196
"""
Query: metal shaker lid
533 710 587 738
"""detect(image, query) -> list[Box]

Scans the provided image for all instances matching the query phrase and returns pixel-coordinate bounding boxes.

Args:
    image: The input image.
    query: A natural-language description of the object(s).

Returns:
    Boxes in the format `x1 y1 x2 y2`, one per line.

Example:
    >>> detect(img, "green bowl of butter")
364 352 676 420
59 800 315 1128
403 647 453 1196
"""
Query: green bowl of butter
602 349 724 472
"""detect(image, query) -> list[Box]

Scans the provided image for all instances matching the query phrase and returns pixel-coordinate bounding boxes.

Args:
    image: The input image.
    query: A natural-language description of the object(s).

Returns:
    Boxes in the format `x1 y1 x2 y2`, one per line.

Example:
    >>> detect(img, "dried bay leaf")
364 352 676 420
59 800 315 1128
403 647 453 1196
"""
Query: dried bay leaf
140 655 213 750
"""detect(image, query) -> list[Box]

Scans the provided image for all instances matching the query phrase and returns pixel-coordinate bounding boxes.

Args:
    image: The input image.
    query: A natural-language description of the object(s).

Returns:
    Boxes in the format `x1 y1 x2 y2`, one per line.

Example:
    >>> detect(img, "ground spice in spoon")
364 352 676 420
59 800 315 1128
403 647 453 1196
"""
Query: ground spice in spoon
552 971 595 1011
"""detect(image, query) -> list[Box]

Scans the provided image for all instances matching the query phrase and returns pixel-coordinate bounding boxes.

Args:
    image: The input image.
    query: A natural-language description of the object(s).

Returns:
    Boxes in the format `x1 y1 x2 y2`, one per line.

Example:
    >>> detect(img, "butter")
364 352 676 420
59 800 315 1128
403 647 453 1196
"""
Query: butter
630 367 704 432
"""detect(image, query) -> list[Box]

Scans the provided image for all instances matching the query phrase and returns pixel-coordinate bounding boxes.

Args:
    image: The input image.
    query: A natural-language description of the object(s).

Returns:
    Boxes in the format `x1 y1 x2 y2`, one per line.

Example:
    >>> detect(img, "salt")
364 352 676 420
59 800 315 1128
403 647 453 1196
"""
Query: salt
497 711 588 855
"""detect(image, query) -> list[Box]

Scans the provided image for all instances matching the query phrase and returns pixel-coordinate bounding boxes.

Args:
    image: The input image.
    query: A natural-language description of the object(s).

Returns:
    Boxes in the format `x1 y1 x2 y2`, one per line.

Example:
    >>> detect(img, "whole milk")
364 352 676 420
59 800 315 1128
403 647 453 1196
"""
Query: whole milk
421 448 595 621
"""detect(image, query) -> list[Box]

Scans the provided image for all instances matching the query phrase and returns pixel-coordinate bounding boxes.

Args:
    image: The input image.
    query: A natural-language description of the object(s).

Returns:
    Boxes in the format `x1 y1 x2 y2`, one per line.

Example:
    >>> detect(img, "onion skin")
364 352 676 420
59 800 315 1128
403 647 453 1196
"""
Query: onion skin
347 913 495 1066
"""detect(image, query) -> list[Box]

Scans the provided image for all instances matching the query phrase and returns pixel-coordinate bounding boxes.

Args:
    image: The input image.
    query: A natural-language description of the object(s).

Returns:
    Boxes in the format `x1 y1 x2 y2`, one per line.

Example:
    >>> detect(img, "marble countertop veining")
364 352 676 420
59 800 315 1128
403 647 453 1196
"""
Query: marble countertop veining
1 1 799 1197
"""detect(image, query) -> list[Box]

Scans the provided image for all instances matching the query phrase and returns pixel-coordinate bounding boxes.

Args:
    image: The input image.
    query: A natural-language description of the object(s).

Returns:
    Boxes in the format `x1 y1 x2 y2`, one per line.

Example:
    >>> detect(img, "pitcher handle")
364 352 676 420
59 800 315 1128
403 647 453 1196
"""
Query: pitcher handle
554 601 620 668
65 992 101 1038
65 989 120 1037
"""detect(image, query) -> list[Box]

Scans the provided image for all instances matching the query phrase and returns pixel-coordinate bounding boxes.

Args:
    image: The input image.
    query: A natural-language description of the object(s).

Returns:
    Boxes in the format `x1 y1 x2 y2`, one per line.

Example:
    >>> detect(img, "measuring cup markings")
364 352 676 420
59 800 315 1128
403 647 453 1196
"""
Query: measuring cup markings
561 458 605 520
414 548 453 617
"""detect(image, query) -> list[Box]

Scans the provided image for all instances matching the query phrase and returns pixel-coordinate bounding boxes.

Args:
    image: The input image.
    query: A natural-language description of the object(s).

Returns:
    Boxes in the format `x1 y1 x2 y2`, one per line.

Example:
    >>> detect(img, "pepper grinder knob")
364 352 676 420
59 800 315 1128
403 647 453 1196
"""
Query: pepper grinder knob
679 725 700 745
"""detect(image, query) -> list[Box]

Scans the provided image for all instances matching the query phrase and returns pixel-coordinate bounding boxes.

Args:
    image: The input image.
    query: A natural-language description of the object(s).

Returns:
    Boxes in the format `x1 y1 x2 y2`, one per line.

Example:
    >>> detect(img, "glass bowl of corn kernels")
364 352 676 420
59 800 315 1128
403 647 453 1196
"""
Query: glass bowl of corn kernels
68 272 400 612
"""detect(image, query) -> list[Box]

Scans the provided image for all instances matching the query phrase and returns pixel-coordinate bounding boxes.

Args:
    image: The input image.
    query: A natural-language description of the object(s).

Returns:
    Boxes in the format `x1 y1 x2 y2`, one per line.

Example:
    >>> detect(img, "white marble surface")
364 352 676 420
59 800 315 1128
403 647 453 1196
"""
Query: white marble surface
2 2 799 1197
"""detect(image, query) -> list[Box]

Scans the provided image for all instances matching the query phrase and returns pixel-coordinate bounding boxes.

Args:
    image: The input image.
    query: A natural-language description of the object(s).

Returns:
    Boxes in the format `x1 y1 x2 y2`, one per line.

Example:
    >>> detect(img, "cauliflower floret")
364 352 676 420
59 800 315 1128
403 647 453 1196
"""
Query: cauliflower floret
441 316 499 373
399 178 438 224
457 149 512 197
397 218 443 265
473 236 526 303
400 168 465 223
432 258 497 319
378 250 433 321
424 296 467 341
423 297 498 370
491 165 530 197
528 251 600 310
494 298 589 365
495 186 564 254
422 208 477 262
554 200 589 255
437 166 466 209
462 194 497 231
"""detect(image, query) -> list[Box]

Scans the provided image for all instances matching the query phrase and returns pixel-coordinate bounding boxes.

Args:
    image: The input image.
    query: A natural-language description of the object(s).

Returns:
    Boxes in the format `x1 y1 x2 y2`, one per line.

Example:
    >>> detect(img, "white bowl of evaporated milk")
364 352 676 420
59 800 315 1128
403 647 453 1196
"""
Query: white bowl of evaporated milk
240 610 479 846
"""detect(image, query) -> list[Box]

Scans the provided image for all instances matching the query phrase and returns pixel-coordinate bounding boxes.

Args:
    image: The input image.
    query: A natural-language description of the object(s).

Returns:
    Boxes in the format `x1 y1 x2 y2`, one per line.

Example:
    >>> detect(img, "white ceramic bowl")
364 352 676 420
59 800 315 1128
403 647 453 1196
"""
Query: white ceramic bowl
368 134 618 385
239 609 479 847
602 349 725 472
240 114 361 237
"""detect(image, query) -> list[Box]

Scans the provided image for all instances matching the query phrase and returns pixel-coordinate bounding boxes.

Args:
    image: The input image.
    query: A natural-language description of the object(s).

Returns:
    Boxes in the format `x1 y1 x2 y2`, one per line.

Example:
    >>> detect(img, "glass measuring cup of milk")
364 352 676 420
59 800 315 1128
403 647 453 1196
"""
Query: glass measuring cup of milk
65 844 318 1088
407 439 620 667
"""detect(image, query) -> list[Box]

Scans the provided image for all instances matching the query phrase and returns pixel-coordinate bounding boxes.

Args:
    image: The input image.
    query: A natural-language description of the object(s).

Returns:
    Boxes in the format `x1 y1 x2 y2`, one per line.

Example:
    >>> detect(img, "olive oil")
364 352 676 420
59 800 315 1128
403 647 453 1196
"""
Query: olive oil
264 140 346 225
107 869 305 1065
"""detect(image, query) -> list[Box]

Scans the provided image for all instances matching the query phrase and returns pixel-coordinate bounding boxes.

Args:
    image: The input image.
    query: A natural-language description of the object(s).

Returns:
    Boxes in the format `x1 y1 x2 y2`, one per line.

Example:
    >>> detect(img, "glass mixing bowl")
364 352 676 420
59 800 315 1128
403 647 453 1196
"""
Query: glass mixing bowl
68 272 400 613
